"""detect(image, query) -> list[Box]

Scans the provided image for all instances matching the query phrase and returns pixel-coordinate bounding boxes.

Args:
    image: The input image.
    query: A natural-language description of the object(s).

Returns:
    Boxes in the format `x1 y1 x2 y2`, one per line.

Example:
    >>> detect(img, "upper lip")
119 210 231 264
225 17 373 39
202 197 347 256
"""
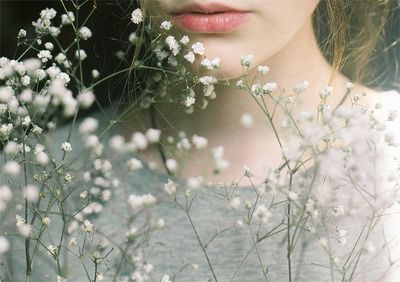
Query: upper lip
171 2 247 15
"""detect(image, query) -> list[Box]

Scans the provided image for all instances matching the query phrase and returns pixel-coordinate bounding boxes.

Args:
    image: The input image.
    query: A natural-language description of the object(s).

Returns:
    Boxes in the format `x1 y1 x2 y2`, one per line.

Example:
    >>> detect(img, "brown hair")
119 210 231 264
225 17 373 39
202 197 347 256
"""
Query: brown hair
313 0 399 91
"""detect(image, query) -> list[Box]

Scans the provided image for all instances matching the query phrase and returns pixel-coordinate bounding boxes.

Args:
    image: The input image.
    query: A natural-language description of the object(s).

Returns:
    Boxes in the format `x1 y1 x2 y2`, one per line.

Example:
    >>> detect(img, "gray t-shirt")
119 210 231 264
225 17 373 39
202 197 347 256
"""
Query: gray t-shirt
3 91 400 281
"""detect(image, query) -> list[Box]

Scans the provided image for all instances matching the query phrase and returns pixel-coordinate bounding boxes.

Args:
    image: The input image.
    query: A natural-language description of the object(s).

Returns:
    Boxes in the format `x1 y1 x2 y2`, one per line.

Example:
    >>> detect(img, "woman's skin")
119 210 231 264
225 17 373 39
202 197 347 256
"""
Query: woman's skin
125 0 388 187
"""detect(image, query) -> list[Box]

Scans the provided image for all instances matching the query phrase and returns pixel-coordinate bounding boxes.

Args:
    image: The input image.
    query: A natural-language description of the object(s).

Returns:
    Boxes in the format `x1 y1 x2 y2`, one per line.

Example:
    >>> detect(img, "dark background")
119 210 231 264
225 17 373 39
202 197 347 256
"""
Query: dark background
0 0 137 110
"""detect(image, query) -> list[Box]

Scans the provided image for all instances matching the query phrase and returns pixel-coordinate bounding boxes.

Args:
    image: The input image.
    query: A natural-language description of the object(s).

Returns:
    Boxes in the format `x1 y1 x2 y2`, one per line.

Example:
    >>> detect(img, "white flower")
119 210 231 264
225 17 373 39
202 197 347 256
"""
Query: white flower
92 69 100 79
0 185 12 202
83 219 94 233
160 274 171 282
346 81 354 90
191 42 205 55
78 26 92 40
79 117 99 134
36 152 49 165
0 236 10 255
253 204 272 223
108 135 126 153
164 179 177 195
75 49 87 61
145 128 161 143
44 42 54 50
131 132 148 150
240 54 254 67
166 158 178 173
127 193 156 210
201 58 213 69
184 96 196 107
287 191 298 201
240 113 254 128
293 80 310 94
80 191 88 198
20 75 31 86
61 141 72 152
243 165 252 177
262 82 277 93
47 244 58 256
61 11 75 25
165 36 181 56
127 158 143 171
199 76 217 85
42 217 51 226
40 8 57 20
24 185 39 202
211 57 221 68
18 29 27 38
131 8 143 24
77 90 95 109
37 50 52 63
192 135 208 149
184 52 196 64
320 85 333 98
257 65 270 75
180 35 190 45
3 160 21 176
230 197 241 210
160 20 172 30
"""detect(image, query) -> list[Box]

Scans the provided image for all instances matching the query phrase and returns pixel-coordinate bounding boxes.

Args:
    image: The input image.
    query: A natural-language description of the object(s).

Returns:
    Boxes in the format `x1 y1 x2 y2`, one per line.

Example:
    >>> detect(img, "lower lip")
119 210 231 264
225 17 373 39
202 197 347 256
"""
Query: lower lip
172 12 250 33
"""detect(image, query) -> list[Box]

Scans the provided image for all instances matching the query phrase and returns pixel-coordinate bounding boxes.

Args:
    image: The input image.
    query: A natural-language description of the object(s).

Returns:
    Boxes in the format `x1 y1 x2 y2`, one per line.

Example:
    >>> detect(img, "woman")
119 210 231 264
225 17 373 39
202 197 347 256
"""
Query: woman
2 0 400 281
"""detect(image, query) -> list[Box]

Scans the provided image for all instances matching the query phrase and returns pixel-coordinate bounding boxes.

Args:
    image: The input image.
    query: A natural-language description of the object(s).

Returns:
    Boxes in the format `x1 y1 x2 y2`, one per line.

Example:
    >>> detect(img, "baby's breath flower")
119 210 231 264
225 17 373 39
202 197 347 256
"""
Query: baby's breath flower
92 69 100 79
201 58 213 69
79 117 99 134
61 141 72 152
0 236 10 255
131 132 148 150
287 191 298 201
184 96 196 107
83 219 94 233
75 49 87 61
127 158 143 171
131 8 143 24
243 165 252 177
160 274 171 282
192 135 208 149
257 65 270 75
80 191 88 199
240 113 254 128
199 76 217 86
37 50 52 63
230 197 241 210
24 184 39 202
145 128 161 143
165 158 178 173
78 26 92 40
180 35 190 45
160 20 172 30
61 11 75 25
3 160 21 176
211 57 221 68
77 89 95 109
346 81 354 90
240 54 254 67
47 244 57 256
44 42 54 50
184 52 196 64
164 179 177 195
18 29 27 38
253 204 272 223
191 42 205 55
320 85 333 99
165 36 181 56
293 80 310 94
41 217 51 226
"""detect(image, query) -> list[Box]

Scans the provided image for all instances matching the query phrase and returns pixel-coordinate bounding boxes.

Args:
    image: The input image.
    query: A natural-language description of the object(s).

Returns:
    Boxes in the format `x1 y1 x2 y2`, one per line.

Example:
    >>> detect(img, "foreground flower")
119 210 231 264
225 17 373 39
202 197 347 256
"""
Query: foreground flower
131 8 143 24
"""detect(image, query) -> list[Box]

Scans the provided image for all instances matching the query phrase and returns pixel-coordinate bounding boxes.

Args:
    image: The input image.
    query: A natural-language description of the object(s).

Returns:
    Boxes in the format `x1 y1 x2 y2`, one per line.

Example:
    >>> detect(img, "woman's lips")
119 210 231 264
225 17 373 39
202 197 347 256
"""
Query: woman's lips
172 12 250 33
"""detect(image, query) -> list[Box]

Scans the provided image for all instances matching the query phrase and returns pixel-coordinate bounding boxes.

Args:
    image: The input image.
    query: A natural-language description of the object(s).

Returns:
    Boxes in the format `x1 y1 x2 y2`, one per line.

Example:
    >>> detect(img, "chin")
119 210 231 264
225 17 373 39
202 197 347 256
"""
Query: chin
188 37 252 81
